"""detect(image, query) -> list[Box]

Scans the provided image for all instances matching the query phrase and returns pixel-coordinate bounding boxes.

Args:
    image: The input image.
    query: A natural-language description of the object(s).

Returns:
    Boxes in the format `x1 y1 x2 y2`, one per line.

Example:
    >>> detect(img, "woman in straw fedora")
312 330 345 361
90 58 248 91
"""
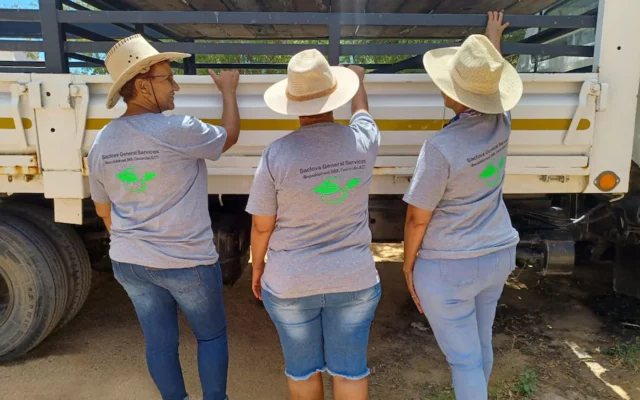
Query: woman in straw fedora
87 34 240 400
246 49 380 400
402 12 522 400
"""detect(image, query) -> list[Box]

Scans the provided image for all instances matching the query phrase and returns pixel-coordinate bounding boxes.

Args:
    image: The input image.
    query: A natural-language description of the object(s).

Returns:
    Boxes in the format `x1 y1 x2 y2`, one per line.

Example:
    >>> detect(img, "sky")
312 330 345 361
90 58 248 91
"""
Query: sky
0 0 37 8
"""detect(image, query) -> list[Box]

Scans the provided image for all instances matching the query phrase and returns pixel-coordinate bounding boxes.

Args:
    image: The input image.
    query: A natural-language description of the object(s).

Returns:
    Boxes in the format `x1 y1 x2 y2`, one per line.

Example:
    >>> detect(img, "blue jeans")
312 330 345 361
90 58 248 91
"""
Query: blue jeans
413 247 516 400
262 283 381 381
112 261 228 400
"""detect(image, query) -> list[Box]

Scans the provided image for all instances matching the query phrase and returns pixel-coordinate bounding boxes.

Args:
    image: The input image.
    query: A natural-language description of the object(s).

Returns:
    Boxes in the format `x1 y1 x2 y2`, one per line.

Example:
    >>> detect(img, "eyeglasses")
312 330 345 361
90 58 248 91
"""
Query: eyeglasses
148 75 176 85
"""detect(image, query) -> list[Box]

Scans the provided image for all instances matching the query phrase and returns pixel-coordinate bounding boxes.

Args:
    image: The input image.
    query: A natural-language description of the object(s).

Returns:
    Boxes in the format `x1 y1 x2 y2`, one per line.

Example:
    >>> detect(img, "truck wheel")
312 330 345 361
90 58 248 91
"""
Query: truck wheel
0 215 68 361
1 204 92 329
212 212 251 285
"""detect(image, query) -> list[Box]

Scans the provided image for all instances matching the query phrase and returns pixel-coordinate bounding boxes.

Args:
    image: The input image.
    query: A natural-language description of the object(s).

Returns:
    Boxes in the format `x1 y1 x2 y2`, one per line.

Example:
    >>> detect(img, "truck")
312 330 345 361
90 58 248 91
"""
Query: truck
0 0 639 361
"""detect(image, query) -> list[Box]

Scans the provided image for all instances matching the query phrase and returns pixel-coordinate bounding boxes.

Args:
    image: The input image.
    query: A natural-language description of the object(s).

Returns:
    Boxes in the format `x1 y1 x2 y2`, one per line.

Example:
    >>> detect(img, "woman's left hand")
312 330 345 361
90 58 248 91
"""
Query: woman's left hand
252 266 264 300
484 11 510 52
403 263 423 314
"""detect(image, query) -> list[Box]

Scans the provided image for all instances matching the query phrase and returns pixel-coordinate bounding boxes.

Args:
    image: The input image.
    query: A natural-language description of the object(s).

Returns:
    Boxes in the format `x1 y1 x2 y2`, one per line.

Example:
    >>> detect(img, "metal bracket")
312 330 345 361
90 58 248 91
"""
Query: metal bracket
9 83 28 149
596 82 609 112
70 83 89 155
539 175 569 183
563 79 599 145
27 82 42 109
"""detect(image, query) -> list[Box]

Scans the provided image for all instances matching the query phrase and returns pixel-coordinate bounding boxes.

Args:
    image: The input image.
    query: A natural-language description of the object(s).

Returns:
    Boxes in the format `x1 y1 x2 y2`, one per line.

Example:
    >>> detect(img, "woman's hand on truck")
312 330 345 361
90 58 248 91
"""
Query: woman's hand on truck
484 11 510 54
209 69 240 94
345 65 369 114
209 70 241 152
347 65 366 82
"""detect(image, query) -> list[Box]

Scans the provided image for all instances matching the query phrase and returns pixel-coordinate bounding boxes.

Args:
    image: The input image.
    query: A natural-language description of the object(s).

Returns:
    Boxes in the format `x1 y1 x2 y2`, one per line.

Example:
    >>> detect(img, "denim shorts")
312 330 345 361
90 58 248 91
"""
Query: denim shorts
262 283 381 381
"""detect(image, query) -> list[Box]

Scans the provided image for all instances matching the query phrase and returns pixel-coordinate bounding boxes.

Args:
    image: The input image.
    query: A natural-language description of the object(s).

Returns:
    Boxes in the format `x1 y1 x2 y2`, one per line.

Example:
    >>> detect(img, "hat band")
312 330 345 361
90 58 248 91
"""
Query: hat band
449 64 500 95
286 81 338 102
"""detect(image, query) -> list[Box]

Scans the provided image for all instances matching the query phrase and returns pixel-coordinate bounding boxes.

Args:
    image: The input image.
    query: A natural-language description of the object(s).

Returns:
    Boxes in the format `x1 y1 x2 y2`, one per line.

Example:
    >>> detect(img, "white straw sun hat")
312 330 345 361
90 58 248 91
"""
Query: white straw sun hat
423 34 523 114
264 49 360 116
104 34 190 109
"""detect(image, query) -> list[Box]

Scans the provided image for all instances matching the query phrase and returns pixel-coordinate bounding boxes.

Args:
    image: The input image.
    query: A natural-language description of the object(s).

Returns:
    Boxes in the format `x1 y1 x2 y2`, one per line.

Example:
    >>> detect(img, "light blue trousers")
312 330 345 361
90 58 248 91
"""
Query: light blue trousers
414 246 516 400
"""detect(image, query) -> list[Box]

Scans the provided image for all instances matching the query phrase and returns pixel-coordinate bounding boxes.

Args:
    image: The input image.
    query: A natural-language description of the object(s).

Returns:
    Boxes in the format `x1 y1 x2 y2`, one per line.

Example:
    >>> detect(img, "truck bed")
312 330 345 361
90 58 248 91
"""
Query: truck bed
0 72 600 198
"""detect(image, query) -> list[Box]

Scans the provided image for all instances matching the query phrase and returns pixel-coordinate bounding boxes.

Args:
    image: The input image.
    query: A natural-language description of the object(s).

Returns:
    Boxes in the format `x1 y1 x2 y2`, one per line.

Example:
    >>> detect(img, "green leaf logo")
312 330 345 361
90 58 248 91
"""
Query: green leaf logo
115 166 157 193
345 178 361 190
142 172 157 182
116 167 139 183
479 164 498 179
478 156 506 187
313 176 342 195
312 176 361 204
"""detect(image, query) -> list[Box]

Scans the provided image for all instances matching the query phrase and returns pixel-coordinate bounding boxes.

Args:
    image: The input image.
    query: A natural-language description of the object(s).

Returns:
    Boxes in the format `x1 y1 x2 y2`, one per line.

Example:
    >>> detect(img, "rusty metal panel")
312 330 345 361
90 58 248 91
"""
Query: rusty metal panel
0 155 39 176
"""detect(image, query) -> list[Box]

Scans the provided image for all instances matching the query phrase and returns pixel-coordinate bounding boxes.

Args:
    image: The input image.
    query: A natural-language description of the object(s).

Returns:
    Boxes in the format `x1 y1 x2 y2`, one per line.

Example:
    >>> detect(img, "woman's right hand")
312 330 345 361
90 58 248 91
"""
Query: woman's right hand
252 266 264 300
347 65 366 82
403 262 423 314
209 69 240 94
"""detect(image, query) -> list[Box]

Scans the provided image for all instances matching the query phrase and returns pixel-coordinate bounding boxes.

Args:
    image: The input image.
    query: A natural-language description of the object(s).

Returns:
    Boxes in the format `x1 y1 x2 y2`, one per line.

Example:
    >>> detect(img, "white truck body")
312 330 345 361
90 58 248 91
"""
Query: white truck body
1 0 638 225
0 70 634 223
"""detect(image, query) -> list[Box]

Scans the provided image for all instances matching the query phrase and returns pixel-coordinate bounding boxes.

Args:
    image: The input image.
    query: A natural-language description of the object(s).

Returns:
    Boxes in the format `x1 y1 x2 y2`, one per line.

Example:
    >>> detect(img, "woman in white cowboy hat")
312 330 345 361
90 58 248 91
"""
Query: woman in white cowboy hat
87 34 240 400
246 49 380 400
402 12 522 400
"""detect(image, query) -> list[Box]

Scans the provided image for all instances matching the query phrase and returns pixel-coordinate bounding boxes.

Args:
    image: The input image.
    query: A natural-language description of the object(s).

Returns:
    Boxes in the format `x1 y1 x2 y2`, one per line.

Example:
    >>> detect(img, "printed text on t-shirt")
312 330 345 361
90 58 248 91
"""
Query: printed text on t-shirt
102 149 160 165
467 139 509 167
300 159 367 180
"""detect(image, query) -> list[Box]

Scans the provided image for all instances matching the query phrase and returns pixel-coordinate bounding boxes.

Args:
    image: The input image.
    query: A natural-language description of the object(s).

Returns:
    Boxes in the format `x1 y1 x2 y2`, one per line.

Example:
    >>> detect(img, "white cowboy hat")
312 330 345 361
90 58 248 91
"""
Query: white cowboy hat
423 34 523 114
104 34 190 109
264 49 360 116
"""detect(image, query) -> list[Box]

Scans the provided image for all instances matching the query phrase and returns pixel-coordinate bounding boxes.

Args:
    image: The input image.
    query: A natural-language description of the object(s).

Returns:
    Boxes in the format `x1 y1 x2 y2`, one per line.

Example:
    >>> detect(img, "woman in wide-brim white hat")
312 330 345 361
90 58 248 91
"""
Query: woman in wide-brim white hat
88 34 241 400
246 49 382 399
403 12 523 400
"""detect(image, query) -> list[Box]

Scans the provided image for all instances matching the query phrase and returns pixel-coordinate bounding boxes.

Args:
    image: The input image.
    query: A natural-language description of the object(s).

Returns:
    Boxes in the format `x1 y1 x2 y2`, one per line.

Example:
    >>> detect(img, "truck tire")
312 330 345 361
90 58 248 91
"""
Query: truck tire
1 204 92 329
0 215 68 361
212 212 251 285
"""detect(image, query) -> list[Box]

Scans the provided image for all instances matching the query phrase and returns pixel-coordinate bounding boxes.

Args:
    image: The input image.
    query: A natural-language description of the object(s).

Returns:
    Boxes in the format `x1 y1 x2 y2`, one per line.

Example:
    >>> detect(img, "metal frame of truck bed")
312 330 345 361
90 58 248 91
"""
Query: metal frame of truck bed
0 0 597 74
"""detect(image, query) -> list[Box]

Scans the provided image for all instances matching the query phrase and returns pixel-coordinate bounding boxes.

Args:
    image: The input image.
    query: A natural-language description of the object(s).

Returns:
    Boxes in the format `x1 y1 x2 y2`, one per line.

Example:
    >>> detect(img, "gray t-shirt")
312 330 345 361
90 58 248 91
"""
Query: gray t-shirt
88 113 228 269
246 112 380 299
403 110 519 260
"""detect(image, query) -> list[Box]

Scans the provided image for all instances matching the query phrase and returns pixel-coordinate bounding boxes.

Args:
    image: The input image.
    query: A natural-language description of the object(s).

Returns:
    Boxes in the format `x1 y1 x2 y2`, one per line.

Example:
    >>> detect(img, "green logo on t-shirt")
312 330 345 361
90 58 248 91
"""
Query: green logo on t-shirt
313 176 361 204
478 156 505 187
116 166 157 193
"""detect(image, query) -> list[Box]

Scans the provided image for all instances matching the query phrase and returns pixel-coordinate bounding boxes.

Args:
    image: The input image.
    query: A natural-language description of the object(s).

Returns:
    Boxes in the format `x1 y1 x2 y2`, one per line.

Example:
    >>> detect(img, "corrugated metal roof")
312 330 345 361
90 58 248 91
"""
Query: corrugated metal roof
117 0 559 39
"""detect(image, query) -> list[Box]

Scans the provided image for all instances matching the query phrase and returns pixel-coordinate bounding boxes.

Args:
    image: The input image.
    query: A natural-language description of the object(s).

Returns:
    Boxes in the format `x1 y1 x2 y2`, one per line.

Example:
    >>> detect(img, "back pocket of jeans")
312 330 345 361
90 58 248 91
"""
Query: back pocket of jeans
439 258 479 287
146 267 201 292
264 290 299 308
352 283 382 302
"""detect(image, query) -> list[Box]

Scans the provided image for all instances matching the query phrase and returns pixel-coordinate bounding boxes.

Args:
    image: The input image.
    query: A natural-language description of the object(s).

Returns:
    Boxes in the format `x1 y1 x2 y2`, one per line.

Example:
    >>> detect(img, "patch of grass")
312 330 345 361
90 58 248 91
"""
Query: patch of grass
512 369 538 398
489 382 511 400
420 384 455 400
603 337 640 371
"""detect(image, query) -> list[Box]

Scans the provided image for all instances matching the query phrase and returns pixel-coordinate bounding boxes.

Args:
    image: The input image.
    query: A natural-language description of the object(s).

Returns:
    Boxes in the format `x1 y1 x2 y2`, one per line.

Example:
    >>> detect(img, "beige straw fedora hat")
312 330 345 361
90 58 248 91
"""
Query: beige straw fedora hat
264 49 360 116
423 34 523 114
105 34 190 109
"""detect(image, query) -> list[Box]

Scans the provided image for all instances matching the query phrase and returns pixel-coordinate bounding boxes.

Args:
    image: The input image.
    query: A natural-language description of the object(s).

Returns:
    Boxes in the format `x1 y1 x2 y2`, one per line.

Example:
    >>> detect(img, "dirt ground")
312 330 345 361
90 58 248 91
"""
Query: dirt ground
1 244 640 400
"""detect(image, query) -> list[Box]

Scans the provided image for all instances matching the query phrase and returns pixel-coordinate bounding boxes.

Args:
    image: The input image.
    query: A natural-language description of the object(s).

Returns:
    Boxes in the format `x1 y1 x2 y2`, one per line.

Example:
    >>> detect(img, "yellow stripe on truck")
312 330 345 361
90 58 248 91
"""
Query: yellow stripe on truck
3 117 591 132
88 118 592 132
0 118 33 130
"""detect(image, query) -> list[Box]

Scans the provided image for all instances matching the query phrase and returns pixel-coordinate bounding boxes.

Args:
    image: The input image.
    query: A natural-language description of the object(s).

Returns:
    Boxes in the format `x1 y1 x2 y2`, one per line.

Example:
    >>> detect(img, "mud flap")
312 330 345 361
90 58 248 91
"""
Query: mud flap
613 241 640 299
212 211 251 286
